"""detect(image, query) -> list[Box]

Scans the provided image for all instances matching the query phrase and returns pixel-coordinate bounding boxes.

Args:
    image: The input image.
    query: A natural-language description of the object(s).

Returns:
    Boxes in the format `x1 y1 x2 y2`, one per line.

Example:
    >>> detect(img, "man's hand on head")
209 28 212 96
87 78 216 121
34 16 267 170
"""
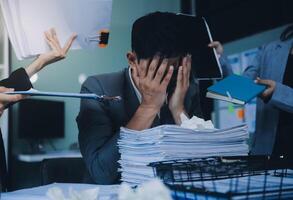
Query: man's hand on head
168 55 191 125
126 55 174 130
132 55 173 112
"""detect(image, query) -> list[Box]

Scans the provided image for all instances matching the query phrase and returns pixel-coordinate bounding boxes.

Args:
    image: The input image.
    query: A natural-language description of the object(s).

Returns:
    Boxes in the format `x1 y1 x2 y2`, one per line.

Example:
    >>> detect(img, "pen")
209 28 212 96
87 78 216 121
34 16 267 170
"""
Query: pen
226 91 232 101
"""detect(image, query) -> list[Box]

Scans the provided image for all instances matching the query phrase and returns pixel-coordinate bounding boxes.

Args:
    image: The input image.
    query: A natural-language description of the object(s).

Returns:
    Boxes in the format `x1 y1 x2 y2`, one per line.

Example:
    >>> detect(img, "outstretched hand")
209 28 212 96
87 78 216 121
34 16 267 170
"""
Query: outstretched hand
25 28 77 77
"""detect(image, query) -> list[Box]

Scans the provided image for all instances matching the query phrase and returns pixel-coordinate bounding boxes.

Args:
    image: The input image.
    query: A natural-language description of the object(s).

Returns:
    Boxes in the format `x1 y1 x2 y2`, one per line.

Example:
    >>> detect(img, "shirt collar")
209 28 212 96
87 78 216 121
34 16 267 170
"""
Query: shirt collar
128 67 142 103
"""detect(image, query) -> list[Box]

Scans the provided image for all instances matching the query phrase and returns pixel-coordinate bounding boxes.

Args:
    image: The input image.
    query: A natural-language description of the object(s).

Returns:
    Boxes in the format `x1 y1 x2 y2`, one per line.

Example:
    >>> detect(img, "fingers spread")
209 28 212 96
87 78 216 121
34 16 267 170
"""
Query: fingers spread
44 28 77 57
154 58 168 83
45 37 57 52
45 31 59 52
147 56 160 80
161 65 174 88
51 28 62 51
63 33 77 54
176 66 183 87
138 59 148 78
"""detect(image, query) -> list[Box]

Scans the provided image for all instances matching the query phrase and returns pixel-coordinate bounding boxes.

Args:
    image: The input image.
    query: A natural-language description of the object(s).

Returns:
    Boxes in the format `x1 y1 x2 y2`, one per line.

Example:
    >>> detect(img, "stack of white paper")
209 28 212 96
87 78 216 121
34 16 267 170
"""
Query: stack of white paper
118 124 249 185
0 0 112 60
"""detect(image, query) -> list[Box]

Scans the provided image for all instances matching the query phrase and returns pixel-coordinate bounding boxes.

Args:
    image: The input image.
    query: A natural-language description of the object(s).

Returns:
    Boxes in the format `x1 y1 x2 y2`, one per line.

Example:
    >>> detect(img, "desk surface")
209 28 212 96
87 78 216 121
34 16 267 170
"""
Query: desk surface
1 183 119 200
17 150 82 162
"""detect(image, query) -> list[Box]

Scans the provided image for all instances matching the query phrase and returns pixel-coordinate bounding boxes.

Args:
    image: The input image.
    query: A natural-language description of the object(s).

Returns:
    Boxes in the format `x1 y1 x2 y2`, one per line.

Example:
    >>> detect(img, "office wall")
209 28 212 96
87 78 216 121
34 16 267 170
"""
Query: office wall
223 25 288 55
10 0 181 151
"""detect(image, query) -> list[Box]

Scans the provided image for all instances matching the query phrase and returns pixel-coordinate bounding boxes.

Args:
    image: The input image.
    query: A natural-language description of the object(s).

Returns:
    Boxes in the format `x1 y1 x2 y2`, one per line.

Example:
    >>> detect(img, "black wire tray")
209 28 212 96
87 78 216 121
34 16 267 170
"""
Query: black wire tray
149 156 293 200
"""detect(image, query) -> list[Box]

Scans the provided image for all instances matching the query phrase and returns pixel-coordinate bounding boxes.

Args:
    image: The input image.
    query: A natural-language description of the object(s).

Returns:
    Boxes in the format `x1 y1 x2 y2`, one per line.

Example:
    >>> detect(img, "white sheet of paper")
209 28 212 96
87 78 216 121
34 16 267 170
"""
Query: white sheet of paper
0 0 112 59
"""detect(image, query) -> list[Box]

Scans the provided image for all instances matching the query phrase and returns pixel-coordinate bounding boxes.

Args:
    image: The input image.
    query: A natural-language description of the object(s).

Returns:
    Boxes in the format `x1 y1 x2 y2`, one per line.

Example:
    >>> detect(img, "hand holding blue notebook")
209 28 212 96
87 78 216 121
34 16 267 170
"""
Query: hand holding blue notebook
206 75 266 105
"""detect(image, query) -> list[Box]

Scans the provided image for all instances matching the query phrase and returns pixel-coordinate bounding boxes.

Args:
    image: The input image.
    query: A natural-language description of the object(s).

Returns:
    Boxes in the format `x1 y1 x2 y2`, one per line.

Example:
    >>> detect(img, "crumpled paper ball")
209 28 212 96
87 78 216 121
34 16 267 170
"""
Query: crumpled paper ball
118 179 172 200
180 113 215 130
46 187 99 200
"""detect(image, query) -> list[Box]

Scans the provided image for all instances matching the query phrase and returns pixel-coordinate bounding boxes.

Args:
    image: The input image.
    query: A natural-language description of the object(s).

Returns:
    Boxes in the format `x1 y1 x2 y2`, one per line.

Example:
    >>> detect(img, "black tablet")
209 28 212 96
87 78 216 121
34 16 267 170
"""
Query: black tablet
177 14 223 80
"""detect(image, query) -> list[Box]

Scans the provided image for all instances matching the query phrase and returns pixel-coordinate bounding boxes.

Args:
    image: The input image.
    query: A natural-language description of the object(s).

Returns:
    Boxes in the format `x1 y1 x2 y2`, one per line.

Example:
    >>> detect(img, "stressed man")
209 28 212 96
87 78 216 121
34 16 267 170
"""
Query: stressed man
77 12 220 184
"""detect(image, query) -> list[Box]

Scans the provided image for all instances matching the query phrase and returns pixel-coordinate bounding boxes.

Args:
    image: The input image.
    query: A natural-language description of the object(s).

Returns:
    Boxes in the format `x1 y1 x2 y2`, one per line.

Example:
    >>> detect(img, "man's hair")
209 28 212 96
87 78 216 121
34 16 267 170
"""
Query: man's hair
131 12 188 59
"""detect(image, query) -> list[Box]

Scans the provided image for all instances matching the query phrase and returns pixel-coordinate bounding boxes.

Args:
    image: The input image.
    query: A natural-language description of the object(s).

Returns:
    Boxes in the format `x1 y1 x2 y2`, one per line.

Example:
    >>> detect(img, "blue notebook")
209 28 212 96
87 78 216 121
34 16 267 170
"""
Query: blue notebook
206 75 266 105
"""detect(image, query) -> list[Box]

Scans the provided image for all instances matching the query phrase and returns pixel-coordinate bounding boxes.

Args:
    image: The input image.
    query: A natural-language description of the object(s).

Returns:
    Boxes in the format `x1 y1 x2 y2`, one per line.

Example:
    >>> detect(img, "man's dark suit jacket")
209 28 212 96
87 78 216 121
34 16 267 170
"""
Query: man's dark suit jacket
0 68 32 191
76 68 202 184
